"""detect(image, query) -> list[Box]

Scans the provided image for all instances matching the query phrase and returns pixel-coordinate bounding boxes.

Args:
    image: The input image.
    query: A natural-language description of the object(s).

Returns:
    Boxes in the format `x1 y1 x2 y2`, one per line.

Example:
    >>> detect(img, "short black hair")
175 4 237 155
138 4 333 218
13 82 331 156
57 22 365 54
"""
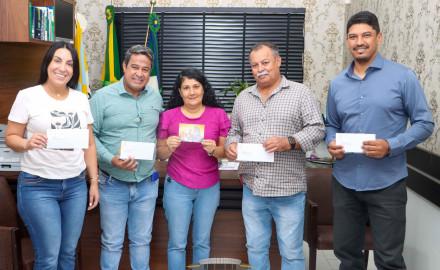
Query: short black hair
38 41 79 89
123 45 153 66
167 68 222 109
346 11 380 34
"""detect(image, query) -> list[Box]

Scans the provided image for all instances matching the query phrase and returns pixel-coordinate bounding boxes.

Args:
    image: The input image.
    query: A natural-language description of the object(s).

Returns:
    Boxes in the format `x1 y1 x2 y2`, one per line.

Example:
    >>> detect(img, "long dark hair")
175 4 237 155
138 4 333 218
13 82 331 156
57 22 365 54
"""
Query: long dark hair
38 41 79 89
167 68 222 109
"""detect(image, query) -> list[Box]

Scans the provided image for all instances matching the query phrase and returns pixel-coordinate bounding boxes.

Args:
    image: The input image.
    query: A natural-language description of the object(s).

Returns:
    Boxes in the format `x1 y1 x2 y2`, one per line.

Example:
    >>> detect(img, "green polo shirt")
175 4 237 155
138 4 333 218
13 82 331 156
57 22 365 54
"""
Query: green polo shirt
90 78 163 182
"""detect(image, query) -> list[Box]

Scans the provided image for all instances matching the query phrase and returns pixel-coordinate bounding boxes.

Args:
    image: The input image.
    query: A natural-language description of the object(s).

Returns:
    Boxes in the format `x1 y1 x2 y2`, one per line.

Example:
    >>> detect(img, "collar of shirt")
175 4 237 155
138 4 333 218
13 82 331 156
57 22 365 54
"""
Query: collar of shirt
346 53 384 80
247 75 290 99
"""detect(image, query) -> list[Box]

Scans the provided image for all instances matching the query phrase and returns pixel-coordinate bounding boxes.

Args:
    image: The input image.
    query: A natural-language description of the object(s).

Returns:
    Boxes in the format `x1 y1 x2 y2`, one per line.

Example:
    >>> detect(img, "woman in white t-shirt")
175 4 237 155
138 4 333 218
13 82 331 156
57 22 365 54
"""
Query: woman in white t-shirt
5 41 99 270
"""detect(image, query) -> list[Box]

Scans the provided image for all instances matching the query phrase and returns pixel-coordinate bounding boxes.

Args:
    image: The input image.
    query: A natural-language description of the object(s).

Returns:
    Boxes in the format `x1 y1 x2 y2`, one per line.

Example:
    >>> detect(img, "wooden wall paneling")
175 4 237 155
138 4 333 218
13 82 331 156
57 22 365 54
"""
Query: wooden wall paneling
80 207 282 269
0 42 49 124
0 0 29 42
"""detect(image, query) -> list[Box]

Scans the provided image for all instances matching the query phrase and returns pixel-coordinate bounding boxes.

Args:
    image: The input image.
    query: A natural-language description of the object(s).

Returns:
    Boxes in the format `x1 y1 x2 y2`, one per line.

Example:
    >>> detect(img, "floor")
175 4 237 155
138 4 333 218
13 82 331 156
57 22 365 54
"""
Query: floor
306 247 377 270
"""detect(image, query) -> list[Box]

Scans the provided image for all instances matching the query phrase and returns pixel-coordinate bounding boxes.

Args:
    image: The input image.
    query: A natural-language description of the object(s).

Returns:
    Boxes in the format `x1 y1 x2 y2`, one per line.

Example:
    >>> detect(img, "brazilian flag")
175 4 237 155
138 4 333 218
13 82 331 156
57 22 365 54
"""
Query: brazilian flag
101 5 121 87
146 12 161 92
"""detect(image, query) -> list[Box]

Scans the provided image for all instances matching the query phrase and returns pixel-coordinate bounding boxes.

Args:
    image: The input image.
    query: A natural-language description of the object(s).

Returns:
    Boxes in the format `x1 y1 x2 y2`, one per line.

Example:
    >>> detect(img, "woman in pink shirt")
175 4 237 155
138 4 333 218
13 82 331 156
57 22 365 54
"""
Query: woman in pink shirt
157 68 230 269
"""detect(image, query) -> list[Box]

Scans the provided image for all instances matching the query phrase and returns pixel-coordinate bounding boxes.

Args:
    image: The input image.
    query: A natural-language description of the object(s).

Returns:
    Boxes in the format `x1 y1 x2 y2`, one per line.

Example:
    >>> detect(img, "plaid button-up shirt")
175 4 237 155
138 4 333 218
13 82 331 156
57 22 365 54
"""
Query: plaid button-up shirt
226 76 325 197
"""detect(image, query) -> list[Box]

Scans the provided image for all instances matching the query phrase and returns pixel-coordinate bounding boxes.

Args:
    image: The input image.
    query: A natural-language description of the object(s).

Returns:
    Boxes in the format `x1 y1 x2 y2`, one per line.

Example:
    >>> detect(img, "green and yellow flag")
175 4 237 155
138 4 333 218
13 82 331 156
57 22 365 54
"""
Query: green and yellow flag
146 12 161 92
101 5 121 86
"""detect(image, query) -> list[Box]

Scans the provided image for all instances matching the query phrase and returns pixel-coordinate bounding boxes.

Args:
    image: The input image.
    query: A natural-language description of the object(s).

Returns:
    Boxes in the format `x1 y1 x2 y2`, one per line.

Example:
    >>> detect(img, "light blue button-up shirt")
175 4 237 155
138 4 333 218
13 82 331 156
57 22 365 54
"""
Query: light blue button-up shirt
90 78 163 182
326 54 434 191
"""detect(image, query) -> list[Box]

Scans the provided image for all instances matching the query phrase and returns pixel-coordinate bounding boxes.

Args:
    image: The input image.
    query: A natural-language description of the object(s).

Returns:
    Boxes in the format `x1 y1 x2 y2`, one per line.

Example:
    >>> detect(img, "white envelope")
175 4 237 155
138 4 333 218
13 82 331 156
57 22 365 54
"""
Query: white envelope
219 160 240 170
46 129 89 149
335 133 376 153
237 143 274 162
120 141 156 160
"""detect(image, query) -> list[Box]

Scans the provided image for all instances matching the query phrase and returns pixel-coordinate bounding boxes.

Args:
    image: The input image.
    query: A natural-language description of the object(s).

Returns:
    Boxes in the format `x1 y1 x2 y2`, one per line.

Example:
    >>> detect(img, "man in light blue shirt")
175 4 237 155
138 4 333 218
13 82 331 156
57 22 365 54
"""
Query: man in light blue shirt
90 45 163 270
326 11 434 270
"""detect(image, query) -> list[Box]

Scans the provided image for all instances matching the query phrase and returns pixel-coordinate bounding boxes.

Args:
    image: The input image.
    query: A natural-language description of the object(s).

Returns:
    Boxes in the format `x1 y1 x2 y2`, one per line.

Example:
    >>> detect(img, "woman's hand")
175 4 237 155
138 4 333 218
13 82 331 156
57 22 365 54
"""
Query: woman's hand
25 133 48 150
166 136 181 153
87 182 99 210
202 139 217 156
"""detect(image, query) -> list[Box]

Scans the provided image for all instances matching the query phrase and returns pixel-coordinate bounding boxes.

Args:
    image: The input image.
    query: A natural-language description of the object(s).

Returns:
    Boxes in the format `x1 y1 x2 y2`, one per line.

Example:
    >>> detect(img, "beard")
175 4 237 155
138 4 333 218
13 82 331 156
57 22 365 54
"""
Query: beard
354 55 372 64
352 46 376 64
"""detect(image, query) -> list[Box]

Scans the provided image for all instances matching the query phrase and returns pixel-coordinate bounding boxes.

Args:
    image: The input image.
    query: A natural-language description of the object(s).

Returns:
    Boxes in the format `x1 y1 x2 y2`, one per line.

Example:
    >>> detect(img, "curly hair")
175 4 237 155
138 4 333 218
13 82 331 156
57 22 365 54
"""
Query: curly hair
167 68 222 109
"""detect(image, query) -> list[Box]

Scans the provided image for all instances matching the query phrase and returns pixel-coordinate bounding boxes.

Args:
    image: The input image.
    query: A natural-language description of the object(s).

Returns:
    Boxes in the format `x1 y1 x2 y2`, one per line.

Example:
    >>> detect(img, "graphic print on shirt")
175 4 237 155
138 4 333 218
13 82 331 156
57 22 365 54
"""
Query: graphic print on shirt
50 110 81 129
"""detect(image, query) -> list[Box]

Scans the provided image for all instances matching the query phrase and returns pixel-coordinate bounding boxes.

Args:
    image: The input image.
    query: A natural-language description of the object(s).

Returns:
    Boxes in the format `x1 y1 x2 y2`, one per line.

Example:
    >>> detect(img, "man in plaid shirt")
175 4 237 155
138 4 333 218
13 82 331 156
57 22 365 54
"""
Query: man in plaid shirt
225 41 325 270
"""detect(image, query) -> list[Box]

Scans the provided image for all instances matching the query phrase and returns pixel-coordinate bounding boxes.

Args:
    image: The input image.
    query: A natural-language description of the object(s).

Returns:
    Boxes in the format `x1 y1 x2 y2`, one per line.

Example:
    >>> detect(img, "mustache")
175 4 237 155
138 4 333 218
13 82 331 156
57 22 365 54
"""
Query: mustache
257 70 269 78
354 45 369 50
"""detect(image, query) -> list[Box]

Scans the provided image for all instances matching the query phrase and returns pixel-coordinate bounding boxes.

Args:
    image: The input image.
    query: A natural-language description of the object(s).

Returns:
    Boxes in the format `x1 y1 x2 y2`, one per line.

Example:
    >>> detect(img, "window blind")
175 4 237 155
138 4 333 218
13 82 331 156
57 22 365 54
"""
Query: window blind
115 7 305 111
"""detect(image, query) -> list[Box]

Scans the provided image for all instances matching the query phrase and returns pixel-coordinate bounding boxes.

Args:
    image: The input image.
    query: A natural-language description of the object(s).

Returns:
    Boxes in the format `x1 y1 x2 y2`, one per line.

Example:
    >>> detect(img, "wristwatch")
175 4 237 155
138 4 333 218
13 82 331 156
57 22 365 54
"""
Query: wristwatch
288 136 296 150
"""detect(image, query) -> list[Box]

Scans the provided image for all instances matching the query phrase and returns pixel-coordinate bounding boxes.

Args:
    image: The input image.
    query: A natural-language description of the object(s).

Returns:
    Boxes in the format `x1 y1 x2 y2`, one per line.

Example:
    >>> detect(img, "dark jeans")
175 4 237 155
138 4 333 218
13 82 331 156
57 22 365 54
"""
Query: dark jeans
332 177 407 270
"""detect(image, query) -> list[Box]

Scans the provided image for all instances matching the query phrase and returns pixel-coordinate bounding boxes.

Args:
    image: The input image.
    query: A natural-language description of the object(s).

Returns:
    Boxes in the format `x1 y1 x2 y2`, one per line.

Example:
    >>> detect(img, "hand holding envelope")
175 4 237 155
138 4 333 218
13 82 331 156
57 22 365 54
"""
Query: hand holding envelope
361 139 391 158
335 133 376 153
120 141 156 160
46 129 89 149
237 143 274 162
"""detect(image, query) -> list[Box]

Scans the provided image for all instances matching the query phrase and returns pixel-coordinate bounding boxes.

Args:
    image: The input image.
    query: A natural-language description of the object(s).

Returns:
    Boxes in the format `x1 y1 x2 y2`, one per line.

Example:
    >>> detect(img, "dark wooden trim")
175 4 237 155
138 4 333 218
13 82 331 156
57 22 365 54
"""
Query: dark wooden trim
115 7 305 13
406 148 440 207
407 147 440 180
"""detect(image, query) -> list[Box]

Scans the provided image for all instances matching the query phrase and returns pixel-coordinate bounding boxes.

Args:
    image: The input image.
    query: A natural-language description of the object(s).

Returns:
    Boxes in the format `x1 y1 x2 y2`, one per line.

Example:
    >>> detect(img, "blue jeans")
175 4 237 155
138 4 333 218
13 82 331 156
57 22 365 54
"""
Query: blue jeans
163 176 220 270
17 171 87 270
242 185 306 270
99 172 158 270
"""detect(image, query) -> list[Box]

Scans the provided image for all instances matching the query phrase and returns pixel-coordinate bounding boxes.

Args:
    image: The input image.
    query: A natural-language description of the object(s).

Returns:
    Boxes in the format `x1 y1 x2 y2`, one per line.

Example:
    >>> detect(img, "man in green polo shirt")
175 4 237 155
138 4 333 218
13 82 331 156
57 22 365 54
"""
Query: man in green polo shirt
90 45 163 270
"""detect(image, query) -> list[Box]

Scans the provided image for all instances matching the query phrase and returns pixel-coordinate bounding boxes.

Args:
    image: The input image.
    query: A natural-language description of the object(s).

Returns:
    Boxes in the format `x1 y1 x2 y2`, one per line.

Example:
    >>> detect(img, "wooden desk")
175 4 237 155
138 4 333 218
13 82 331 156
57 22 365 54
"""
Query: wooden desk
0 160 244 209
1 160 240 182
0 171 19 183
2 163 329 269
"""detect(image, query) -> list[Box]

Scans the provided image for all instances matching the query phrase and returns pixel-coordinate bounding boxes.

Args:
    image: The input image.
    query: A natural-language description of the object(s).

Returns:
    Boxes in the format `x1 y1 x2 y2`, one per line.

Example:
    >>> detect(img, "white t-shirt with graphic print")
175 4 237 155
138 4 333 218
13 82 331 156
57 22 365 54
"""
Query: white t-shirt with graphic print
8 85 94 179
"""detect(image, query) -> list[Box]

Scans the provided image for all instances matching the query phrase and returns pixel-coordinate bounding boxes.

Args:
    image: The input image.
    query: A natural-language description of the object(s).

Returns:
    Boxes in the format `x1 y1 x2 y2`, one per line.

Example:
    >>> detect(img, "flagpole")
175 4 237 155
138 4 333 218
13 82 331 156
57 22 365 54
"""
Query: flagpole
145 0 156 47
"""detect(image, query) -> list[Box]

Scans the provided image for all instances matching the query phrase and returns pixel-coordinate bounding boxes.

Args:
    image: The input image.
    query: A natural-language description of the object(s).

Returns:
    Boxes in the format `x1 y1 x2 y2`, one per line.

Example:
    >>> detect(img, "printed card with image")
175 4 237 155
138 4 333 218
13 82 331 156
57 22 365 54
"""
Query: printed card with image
179 123 205 142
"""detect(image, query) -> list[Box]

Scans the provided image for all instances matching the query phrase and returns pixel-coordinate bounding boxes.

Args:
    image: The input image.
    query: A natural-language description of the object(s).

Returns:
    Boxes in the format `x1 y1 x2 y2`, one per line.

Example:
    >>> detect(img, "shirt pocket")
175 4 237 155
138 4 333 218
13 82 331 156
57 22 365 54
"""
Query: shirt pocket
139 105 161 130
103 112 135 139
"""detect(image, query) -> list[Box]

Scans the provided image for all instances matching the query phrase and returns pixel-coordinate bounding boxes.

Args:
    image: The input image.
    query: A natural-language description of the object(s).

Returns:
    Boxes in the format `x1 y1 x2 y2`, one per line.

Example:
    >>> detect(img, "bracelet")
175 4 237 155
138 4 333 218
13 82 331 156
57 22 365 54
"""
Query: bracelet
208 148 216 157
89 176 99 182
